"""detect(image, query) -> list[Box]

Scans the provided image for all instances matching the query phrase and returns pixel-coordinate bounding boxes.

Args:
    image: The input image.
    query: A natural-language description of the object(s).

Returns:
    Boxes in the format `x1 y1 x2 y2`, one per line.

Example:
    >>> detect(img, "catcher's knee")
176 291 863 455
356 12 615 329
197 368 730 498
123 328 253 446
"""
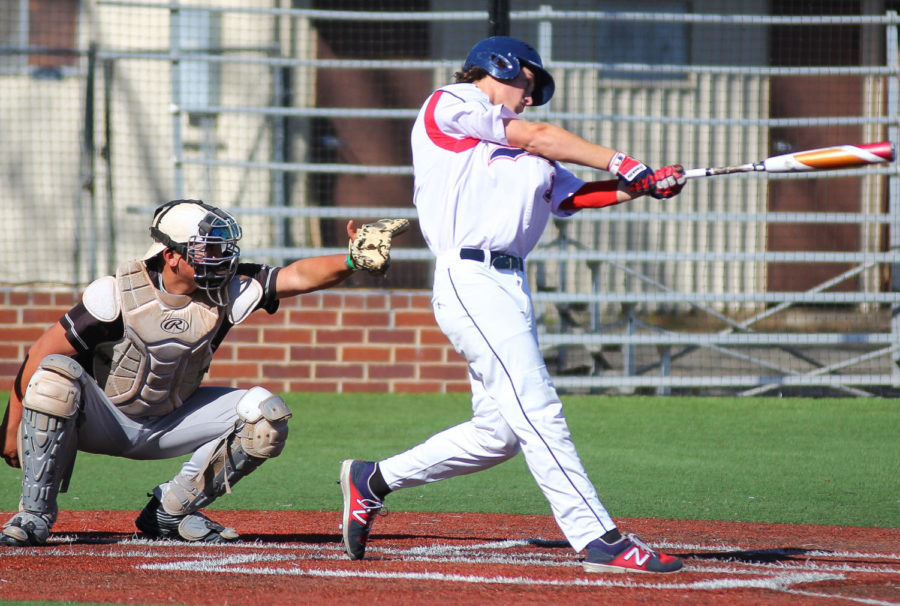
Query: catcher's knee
159 388 291 516
23 355 83 418
235 386 292 459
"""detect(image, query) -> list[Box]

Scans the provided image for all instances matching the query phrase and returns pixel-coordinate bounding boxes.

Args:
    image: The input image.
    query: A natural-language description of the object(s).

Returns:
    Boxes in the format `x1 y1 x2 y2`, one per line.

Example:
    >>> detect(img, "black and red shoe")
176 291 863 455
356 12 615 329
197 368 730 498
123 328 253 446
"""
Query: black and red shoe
339 459 385 560
583 533 683 573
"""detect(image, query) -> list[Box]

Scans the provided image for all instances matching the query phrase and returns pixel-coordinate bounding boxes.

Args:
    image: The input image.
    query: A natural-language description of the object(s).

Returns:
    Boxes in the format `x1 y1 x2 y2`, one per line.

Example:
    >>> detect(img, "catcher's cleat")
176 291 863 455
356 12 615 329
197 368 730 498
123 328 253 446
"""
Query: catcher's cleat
135 496 239 543
0 512 51 547
583 533 683 574
339 459 385 560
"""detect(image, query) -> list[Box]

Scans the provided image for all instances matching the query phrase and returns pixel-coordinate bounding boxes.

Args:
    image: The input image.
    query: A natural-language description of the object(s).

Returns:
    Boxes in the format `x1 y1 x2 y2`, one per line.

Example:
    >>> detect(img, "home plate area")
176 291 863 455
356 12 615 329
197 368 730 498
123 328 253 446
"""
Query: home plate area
0 511 897 605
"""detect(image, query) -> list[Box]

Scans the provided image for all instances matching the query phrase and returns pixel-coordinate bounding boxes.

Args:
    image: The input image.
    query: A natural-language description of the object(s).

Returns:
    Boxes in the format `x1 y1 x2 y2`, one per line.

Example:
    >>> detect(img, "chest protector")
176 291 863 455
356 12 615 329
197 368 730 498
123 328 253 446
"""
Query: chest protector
95 260 225 417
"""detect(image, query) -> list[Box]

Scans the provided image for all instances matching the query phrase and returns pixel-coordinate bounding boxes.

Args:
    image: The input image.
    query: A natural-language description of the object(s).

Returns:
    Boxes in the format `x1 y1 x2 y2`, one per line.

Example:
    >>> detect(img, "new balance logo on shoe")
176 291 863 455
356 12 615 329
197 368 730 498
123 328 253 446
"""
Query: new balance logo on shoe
621 545 652 567
352 499 375 525
582 533 683 574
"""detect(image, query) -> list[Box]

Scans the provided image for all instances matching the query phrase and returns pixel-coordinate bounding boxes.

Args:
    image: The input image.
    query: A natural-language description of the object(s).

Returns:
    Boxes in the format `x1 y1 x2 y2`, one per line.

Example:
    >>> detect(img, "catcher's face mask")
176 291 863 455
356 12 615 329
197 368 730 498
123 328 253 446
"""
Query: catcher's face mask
148 200 242 306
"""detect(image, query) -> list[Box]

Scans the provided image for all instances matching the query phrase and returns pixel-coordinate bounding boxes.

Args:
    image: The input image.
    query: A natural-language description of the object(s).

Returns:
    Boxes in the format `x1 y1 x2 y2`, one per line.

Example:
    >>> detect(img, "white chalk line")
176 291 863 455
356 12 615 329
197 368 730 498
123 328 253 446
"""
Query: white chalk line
23 533 900 600
135 560 845 593
45 534 900 563
783 588 900 606
31 545 900 579
37 535 900 573
126 547 900 578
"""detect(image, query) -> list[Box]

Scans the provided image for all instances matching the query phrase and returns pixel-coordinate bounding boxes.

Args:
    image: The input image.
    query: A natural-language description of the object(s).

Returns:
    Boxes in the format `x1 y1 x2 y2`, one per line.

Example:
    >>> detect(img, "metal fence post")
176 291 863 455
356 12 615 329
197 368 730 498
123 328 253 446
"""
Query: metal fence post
886 11 900 386
169 2 185 199
489 0 509 37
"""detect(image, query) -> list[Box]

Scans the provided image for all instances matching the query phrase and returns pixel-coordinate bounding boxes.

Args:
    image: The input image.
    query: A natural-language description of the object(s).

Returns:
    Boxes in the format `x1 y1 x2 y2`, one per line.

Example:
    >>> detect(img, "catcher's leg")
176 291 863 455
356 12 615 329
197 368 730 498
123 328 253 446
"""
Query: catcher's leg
135 387 291 542
2 355 82 546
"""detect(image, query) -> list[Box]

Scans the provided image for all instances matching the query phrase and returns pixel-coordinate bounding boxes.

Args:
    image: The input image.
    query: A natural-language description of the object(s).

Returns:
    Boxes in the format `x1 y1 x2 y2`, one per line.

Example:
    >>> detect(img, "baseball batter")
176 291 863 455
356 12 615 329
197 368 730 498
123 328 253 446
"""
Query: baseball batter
340 36 685 573
0 200 406 546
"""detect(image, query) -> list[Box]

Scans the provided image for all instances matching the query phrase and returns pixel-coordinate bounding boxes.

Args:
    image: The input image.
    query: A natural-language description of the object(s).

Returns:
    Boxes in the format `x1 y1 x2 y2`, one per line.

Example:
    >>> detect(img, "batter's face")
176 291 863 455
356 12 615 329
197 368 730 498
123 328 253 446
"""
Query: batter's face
481 66 536 114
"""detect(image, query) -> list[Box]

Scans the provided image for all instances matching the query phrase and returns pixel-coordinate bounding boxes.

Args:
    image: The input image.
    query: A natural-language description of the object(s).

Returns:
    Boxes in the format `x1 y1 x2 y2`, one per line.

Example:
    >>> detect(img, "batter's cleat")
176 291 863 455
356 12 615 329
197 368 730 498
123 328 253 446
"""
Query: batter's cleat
583 533 683 574
135 496 239 543
0 512 51 547
339 459 384 560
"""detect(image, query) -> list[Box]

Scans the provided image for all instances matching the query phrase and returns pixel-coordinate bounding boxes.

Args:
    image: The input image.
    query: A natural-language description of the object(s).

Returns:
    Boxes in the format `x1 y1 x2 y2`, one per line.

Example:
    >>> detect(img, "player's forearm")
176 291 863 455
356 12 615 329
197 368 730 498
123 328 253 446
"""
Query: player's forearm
559 180 636 212
1 392 23 466
0 355 29 467
506 120 617 170
275 254 355 298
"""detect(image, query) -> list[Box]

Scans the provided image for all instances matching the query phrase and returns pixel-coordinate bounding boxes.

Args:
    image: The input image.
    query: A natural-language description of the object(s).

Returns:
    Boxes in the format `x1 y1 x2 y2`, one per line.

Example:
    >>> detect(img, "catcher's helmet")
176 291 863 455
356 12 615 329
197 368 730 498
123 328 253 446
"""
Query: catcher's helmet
143 199 242 306
463 36 555 106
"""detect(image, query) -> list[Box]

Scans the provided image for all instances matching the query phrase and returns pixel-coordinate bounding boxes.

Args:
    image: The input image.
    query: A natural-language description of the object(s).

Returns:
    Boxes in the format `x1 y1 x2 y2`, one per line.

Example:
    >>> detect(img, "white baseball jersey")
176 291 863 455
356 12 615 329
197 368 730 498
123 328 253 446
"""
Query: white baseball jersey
411 83 582 259
379 82 617 553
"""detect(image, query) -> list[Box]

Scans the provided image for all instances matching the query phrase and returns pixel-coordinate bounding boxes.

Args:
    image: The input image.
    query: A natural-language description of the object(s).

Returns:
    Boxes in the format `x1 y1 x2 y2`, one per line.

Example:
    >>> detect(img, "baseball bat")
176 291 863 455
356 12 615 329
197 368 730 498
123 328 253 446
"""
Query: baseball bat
684 141 895 179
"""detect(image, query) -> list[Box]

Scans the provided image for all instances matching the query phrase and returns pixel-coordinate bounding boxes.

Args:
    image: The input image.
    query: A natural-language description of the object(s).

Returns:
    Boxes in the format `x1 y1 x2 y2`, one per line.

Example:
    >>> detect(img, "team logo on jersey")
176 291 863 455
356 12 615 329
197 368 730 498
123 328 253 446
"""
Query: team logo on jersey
161 317 189 334
489 146 529 163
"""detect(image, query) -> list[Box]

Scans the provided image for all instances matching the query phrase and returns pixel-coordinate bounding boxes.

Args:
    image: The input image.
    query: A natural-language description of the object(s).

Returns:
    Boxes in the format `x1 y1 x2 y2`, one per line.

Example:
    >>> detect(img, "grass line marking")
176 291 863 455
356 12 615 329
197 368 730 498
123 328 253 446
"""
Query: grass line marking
784 588 900 606
145 564 844 592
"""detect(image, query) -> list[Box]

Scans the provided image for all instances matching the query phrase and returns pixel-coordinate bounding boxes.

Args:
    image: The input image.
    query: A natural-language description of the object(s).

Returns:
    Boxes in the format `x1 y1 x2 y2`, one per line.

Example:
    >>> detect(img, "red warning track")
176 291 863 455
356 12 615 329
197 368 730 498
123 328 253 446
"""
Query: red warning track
0 510 897 605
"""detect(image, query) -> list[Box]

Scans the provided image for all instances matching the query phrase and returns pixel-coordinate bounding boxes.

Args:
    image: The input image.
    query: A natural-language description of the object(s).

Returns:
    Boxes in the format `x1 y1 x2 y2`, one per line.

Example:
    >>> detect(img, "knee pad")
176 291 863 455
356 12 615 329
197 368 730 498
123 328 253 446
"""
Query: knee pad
235 387 292 459
159 389 291 516
23 355 83 418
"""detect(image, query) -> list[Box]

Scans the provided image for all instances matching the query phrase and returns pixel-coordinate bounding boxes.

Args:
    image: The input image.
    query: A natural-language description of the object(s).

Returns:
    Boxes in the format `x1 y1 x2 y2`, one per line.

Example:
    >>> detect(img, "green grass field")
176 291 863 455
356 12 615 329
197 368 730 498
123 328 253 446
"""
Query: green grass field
0 393 897 528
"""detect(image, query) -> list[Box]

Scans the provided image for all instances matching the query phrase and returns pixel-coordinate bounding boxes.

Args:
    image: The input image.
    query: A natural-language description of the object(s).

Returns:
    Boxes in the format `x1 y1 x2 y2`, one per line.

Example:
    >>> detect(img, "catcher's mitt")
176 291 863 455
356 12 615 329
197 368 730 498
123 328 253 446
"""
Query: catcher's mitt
349 218 409 275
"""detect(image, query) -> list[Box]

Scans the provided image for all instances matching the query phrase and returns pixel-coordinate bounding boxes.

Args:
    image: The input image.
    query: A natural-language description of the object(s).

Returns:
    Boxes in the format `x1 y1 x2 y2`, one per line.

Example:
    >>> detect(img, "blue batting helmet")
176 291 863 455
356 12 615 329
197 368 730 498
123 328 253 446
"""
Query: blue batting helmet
463 36 555 106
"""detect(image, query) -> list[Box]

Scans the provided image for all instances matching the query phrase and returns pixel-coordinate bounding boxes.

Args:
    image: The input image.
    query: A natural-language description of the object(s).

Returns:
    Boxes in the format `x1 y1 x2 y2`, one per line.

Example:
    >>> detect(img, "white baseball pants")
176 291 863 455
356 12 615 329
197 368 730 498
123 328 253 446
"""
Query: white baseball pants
74 379 245 478
379 254 616 552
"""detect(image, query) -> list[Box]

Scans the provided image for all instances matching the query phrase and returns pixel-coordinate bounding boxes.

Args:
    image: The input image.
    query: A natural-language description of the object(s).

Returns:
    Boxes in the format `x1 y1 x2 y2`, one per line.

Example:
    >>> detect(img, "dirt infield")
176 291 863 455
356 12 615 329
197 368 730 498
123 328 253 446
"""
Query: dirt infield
0 510 897 605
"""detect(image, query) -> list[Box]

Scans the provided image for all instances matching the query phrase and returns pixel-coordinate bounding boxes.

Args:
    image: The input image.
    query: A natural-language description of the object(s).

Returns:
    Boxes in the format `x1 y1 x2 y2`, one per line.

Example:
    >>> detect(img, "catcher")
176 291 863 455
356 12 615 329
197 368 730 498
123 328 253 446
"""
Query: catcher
0 199 407 546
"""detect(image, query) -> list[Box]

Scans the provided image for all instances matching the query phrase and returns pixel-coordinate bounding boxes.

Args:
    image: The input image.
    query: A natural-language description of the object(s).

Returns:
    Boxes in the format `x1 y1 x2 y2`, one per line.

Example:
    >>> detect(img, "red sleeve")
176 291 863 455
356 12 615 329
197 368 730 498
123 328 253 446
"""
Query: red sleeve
559 180 626 211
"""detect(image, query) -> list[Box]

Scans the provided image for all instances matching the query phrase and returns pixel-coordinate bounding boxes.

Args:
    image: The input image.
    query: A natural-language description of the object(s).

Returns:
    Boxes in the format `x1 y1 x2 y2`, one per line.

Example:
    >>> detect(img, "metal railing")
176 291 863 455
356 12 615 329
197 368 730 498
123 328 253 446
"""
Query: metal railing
4 3 900 394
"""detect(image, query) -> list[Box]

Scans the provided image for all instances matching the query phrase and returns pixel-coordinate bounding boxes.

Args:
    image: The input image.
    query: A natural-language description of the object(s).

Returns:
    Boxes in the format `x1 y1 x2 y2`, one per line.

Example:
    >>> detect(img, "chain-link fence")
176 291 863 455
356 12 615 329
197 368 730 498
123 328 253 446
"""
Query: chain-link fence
3 0 900 395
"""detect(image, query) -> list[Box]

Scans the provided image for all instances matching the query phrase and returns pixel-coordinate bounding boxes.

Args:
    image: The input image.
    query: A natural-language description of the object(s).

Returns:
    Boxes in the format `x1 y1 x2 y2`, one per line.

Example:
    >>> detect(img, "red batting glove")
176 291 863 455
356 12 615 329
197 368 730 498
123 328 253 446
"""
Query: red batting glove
650 164 686 199
607 151 655 197
650 164 687 200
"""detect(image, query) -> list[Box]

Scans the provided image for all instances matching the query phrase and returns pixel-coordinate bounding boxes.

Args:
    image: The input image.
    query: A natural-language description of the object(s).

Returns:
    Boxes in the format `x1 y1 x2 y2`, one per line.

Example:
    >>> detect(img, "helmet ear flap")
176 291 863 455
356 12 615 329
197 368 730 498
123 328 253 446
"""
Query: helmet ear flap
488 52 519 77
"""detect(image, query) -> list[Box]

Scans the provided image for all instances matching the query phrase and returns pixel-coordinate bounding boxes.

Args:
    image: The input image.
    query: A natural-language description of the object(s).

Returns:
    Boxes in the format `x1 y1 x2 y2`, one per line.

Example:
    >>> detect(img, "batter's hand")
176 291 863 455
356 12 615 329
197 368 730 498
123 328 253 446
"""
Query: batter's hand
650 164 686 199
349 218 410 276
607 152 655 197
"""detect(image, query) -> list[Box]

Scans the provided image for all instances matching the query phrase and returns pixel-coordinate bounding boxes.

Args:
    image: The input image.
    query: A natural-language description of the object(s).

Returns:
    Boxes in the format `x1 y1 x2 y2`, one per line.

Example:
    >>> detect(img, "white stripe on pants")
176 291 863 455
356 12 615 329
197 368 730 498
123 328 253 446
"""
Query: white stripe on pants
379 257 616 552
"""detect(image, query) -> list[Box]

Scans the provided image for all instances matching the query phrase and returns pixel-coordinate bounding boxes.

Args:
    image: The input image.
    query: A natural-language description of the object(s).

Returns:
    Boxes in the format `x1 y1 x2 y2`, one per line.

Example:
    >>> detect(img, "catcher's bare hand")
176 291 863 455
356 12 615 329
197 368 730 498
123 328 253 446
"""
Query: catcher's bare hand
0 407 20 468
349 218 410 276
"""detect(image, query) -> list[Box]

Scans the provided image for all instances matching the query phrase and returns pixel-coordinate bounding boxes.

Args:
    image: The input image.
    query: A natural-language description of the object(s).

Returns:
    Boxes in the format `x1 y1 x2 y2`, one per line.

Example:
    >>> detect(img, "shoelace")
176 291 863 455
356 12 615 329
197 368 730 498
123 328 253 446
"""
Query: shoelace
625 533 658 557
355 498 387 526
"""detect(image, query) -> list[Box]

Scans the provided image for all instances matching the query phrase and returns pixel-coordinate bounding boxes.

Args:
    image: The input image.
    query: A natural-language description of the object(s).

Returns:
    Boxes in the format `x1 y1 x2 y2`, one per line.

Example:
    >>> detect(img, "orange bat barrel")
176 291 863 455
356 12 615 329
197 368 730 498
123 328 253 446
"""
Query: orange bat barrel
762 141 895 172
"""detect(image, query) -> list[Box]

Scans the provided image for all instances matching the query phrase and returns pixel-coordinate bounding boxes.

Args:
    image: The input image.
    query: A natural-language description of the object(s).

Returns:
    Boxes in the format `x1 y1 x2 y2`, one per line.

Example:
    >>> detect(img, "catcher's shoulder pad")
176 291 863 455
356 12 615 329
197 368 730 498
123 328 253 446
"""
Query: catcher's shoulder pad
82 275 120 322
226 276 263 325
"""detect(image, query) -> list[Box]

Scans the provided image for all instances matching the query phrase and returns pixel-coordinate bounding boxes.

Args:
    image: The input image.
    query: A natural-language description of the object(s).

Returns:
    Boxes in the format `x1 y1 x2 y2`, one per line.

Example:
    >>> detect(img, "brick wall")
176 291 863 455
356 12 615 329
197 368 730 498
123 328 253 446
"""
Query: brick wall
0 289 470 394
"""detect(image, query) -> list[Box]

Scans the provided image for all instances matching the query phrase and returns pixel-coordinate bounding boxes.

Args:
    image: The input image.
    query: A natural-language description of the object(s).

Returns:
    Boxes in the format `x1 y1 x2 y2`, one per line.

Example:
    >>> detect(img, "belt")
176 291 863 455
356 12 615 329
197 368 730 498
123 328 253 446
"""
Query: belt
459 248 524 271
